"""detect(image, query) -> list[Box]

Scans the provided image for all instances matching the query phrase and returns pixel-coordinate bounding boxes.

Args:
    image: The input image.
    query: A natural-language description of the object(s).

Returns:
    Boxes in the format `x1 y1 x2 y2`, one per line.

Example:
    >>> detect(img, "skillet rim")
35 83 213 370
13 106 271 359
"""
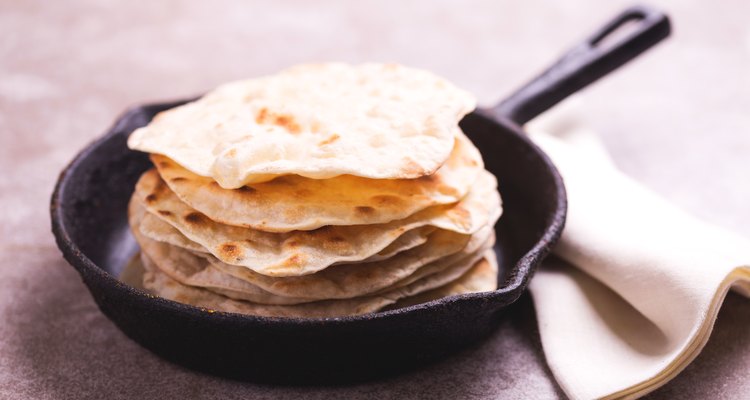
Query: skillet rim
50 101 567 326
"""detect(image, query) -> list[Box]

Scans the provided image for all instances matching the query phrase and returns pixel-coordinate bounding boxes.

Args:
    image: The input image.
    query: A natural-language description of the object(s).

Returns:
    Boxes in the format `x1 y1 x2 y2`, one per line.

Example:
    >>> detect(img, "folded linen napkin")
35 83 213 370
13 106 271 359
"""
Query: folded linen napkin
523 99 750 400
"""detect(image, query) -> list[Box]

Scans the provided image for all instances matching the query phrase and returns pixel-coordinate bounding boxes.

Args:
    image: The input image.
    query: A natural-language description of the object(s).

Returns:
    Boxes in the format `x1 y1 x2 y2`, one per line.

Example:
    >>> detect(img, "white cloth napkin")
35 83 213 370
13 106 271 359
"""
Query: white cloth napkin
523 99 750 400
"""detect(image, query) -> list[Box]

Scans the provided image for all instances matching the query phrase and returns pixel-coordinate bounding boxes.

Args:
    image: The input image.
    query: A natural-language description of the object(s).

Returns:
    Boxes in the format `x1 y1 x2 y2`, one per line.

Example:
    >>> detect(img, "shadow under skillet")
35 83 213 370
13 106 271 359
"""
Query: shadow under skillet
8 246 566 400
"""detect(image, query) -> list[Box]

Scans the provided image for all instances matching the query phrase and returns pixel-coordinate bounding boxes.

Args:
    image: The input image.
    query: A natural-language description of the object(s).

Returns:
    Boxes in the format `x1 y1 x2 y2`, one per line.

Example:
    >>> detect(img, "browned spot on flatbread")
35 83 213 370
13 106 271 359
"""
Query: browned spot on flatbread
157 210 172 217
273 115 301 134
157 160 171 169
299 226 348 251
183 212 206 225
255 107 268 123
417 174 438 183
355 206 376 215
282 254 305 268
319 234 350 252
256 107 302 133
169 177 187 183
145 194 158 203
218 243 243 261
285 240 300 248
317 134 340 146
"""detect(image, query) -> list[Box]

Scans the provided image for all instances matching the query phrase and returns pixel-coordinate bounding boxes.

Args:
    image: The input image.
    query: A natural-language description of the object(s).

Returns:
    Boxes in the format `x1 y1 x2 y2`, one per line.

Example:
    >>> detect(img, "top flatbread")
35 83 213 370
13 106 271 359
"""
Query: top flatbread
128 63 476 188
150 130 483 231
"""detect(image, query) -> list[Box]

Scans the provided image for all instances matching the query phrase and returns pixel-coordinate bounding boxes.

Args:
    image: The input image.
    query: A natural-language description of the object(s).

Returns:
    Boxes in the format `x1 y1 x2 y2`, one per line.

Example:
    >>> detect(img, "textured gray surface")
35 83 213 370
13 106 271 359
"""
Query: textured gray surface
1 1 748 399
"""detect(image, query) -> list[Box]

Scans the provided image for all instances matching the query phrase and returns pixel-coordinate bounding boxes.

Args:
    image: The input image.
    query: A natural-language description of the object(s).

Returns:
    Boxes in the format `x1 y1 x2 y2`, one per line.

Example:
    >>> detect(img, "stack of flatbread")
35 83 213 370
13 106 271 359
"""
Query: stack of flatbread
124 63 502 318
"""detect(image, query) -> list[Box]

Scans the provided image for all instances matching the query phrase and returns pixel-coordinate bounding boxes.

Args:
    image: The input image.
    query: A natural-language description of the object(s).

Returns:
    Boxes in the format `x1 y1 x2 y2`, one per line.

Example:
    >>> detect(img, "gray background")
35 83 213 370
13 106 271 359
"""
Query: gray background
1 1 748 398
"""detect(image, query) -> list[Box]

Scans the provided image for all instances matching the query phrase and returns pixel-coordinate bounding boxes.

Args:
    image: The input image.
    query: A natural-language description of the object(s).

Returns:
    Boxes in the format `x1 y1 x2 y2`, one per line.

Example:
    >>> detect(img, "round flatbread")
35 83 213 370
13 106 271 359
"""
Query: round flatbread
389 249 498 309
150 130 483 231
210 225 494 300
133 169 501 277
140 250 497 318
128 63 476 188
138 207 436 264
129 192 495 302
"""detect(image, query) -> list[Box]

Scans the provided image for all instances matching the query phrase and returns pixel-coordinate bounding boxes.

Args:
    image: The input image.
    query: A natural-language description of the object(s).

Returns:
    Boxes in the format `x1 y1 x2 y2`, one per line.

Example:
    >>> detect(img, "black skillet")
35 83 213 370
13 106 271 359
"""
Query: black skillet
51 6 670 384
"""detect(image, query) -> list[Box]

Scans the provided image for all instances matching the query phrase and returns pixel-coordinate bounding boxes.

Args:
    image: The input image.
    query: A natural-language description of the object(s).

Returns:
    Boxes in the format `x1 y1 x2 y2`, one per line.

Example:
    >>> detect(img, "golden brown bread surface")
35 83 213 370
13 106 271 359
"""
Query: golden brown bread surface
149 130 483 232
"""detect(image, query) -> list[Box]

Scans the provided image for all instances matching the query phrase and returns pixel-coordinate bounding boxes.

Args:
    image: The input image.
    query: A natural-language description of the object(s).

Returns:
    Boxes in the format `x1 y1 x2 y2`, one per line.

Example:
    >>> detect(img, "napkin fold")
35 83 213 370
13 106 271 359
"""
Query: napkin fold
523 99 750 400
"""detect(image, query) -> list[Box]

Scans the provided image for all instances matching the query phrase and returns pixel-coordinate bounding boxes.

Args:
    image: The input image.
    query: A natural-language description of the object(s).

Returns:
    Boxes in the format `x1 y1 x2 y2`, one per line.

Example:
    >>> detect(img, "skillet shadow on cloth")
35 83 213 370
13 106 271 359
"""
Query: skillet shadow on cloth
541 256 671 356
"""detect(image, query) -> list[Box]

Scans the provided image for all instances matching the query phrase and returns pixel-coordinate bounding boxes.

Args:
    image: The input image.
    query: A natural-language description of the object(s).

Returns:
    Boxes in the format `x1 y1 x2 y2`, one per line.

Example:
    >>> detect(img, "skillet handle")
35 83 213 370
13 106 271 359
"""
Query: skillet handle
490 5 670 125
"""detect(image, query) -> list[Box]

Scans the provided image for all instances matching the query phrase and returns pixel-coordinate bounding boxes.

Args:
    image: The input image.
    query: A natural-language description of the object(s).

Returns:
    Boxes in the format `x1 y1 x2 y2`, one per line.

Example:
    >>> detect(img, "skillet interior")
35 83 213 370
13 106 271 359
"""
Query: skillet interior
50 101 565 384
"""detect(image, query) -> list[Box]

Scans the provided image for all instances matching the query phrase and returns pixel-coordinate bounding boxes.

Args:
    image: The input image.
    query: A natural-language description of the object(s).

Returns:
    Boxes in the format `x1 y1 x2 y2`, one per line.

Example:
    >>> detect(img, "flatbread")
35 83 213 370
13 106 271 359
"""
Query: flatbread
141 250 496 318
356 226 435 263
138 207 208 254
133 229 308 305
129 195 495 302
134 225 491 305
210 225 494 300
150 131 483 231
134 169 501 277
390 249 498 309
138 208 435 263
128 63 476 188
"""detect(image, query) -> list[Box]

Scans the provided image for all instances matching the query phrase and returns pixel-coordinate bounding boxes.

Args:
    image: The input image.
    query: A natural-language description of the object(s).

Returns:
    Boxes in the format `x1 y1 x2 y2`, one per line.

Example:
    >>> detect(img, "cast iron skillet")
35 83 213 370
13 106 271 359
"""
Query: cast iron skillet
51 6 669 384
